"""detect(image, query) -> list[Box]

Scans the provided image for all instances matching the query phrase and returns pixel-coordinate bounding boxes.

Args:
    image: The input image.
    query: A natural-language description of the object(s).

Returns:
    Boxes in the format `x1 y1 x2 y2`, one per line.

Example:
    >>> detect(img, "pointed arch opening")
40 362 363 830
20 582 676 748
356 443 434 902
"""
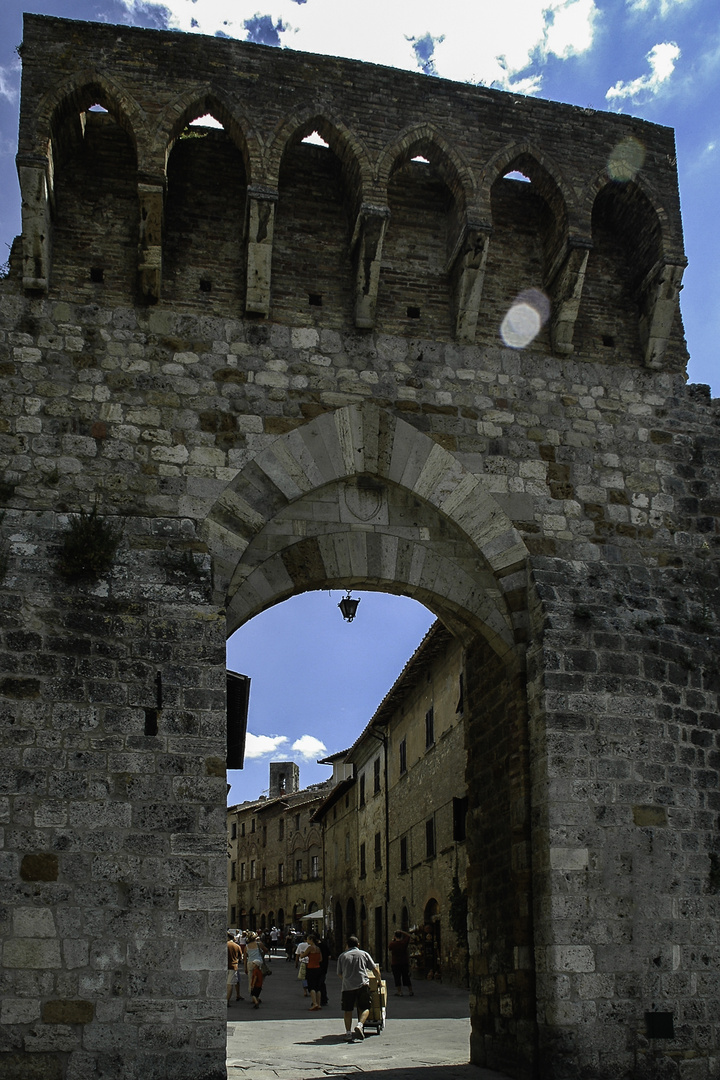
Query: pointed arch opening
48 81 139 302
162 97 249 312
576 179 664 359
271 117 361 327
482 150 569 351
376 133 471 339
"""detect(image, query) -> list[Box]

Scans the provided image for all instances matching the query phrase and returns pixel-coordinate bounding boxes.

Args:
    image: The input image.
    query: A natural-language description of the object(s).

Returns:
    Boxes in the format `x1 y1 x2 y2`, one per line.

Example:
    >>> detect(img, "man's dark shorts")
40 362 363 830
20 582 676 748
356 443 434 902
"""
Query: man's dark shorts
341 984 371 1014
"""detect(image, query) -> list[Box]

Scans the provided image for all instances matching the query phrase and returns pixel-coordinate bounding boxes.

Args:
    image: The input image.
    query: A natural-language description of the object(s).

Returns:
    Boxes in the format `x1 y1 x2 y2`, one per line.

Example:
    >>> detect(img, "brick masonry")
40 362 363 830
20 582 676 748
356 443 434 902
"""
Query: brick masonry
0 13 719 1080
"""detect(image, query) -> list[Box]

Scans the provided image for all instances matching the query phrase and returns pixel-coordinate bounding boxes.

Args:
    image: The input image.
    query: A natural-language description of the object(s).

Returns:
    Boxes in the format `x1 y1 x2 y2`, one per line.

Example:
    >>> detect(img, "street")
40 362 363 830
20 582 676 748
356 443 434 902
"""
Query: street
226 951 510 1079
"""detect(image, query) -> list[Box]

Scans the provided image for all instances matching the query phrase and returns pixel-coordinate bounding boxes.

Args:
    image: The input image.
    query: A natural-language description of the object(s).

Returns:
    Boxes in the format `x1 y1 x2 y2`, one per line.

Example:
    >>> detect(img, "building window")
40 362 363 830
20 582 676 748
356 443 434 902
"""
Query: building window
453 796 468 842
400 836 408 873
425 818 435 858
241 822 245 837
295 859 303 882
250 860 256 879
278 862 284 883
262 825 267 846
360 842 366 878
261 866 267 887
425 707 435 749
374 832 381 870
456 671 464 714
278 818 284 841
230 905 236 924
311 855 319 879
373 756 381 794
359 774 366 807
231 822 237 839
231 861 236 881
399 737 407 775
240 862 246 881
251 818 256 834
295 813 301 832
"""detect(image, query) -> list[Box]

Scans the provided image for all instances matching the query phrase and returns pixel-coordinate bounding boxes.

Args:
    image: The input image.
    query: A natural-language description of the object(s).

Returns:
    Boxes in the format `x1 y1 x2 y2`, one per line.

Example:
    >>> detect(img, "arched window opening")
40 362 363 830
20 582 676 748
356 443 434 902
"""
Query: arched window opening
272 127 355 328
50 97 138 302
575 181 663 360
377 149 456 339
482 159 557 351
163 110 247 313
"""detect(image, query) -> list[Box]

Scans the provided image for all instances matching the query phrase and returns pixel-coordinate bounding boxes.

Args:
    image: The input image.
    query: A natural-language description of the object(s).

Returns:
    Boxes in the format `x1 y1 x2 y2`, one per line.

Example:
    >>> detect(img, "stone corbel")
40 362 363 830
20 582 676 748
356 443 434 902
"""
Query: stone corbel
350 203 391 330
17 153 53 292
245 184 278 317
546 238 592 356
137 176 165 303
447 221 492 344
638 258 687 370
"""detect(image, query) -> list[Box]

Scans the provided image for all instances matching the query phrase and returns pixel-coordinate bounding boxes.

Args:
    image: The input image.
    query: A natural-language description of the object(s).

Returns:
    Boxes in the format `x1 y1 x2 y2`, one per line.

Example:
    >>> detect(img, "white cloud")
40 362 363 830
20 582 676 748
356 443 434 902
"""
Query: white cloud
0 61 20 104
119 0 598 94
606 41 681 105
245 732 288 758
627 0 692 16
291 735 327 760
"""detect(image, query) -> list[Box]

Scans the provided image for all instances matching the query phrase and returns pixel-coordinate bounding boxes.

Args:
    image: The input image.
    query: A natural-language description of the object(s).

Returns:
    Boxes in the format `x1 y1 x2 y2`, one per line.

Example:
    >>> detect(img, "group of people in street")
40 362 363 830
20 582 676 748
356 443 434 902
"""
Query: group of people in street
226 929 271 1009
226 926 387 1041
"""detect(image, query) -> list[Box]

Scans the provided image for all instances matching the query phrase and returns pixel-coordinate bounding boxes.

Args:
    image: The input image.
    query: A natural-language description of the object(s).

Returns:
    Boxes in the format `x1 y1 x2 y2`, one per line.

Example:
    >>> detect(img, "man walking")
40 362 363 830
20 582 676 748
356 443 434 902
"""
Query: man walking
336 935 382 1042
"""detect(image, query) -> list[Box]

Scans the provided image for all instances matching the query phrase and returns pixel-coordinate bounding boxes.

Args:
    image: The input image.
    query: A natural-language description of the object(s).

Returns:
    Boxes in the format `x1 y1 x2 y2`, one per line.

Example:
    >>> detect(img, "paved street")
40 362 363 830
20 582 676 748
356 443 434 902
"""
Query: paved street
226 951 510 1080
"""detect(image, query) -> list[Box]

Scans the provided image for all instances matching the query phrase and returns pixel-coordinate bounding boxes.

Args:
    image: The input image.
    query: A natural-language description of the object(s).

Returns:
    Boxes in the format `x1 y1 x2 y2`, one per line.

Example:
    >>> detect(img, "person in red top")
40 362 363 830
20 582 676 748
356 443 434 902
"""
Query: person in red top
300 933 323 1011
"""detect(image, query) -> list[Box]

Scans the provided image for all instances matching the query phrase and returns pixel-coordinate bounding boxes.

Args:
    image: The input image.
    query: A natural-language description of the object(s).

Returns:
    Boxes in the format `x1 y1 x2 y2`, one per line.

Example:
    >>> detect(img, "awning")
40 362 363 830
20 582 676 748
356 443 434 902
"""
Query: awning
301 909 324 920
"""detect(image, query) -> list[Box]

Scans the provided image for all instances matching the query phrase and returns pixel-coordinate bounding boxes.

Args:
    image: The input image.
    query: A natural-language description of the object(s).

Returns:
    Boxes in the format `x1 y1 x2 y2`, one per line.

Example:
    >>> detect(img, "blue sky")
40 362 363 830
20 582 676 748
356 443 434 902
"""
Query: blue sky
1 0 717 800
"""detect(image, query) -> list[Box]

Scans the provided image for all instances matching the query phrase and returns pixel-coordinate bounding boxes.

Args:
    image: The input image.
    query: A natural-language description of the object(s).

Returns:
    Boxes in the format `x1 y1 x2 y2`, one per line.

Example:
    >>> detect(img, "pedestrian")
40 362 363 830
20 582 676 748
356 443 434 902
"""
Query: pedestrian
299 933 323 1011
270 925 280 953
294 933 310 996
317 933 330 1006
227 931 244 1005
388 929 414 996
336 934 382 1042
250 960 263 1008
244 931 270 997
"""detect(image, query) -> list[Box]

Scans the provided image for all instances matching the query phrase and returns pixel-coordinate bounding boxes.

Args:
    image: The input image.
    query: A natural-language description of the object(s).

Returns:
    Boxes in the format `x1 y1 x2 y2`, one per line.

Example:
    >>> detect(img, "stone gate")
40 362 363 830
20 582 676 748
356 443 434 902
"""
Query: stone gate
1 13 719 1080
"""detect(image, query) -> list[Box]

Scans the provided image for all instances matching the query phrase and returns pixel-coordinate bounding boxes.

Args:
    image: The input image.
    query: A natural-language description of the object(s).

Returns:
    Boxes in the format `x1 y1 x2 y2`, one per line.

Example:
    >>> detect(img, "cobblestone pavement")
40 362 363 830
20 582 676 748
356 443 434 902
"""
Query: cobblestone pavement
226 951 510 1080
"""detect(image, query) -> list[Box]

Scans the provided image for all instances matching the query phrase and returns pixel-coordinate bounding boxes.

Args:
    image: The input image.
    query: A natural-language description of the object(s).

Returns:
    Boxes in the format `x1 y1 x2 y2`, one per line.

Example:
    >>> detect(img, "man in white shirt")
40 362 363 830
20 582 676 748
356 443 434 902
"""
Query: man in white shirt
336 935 382 1041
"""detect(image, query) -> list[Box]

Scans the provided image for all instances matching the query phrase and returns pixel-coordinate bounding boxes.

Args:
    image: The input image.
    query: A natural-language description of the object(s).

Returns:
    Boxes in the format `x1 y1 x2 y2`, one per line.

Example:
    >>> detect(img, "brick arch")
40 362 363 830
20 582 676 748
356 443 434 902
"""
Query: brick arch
34 69 147 165
264 110 372 213
204 403 529 661
375 123 475 212
583 170 677 262
152 87 260 181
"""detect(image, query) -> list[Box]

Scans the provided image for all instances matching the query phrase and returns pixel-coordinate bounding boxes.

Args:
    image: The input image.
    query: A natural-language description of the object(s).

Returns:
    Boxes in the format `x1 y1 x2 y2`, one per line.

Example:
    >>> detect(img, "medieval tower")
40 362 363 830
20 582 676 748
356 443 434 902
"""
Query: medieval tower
1 13 719 1080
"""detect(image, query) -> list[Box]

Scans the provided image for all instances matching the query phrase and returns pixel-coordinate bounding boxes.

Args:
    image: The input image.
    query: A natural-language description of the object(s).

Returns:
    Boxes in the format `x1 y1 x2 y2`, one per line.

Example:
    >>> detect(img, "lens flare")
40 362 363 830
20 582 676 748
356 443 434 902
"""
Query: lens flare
500 288 550 349
607 137 646 182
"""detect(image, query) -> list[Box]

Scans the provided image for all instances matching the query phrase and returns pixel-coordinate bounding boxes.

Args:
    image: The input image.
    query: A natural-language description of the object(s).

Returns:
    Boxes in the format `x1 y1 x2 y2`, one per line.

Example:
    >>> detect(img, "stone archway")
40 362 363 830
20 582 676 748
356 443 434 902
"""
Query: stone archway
206 401 538 1075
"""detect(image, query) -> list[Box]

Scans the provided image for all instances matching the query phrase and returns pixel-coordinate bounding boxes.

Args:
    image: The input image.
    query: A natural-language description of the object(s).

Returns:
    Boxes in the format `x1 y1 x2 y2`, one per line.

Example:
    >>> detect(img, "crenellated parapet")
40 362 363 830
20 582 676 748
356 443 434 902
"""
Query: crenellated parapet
16 14 687 366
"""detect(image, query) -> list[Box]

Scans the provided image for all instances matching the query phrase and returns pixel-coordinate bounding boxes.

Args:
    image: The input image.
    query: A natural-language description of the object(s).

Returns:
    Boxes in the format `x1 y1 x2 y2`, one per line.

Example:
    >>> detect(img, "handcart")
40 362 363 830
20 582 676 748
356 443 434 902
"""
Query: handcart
366 975 387 1034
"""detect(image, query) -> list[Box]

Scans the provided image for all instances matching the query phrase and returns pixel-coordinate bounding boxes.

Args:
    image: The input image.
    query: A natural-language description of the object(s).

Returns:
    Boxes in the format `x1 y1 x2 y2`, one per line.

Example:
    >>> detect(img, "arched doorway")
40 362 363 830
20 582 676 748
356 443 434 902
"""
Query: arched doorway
211 403 535 1074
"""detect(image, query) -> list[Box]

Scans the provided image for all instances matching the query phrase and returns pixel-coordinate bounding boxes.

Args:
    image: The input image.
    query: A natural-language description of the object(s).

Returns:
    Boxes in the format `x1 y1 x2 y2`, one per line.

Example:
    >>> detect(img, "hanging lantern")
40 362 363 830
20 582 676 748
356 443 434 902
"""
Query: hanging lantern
338 591 360 623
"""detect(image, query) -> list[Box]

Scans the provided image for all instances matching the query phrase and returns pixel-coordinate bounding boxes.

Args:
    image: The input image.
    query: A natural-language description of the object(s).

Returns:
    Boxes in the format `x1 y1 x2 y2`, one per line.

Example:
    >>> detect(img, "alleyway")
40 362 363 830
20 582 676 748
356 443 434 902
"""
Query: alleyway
226 951 510 1080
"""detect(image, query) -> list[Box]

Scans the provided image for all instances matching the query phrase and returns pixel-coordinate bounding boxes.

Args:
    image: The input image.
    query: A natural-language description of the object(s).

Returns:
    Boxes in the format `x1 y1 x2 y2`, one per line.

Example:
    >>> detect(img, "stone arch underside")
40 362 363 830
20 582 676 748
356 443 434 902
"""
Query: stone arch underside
203 403 529 658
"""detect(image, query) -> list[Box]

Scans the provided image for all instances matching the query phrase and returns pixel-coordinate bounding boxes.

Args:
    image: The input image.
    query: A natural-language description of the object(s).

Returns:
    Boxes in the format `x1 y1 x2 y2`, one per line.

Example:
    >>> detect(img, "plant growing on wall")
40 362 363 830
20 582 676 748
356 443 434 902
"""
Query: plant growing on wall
57 506 124 581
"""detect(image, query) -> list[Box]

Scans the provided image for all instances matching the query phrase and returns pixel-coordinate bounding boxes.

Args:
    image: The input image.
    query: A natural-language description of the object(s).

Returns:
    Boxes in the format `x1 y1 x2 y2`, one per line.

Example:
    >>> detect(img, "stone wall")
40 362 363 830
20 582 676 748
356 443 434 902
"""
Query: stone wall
1 12 719 1080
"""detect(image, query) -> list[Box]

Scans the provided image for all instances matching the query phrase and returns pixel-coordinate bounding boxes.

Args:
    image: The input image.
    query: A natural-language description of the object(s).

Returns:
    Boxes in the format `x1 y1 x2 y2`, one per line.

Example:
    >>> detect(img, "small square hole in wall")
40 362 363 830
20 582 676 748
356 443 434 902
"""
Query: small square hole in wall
645 1012 674 1040
90 267 104 283
407 306 421 319
308 293 323 306
602 334 615 347
199 278 212 292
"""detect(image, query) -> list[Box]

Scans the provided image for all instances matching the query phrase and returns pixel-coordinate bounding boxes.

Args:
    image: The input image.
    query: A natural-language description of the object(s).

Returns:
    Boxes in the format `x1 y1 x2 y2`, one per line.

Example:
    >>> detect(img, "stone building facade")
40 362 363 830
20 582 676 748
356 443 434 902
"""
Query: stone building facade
226 764 329 931
313 621 470 986
1 12 719 1080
